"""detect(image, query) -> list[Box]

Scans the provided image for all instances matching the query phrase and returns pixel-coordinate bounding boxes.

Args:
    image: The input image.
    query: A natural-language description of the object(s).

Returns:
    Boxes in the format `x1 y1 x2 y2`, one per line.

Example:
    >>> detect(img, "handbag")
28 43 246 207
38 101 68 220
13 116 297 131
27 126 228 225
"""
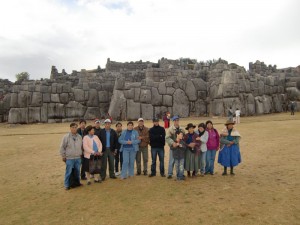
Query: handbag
89 155 102 174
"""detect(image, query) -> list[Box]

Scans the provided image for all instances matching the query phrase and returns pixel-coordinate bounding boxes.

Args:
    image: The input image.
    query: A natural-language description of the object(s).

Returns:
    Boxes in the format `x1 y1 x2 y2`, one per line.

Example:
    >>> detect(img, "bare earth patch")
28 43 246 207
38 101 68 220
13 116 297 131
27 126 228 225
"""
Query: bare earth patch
0 113 299 225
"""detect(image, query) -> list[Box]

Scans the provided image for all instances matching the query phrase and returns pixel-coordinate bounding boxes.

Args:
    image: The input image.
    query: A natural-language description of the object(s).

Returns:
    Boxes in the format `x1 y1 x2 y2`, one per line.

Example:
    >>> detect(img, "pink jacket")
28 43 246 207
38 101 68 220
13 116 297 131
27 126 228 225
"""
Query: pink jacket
83 135 102 159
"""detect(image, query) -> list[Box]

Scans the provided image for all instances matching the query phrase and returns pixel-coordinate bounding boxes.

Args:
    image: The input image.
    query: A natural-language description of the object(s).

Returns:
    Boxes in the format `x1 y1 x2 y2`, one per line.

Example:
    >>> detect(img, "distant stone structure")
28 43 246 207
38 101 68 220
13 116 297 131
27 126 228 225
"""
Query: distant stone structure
0 58 299 123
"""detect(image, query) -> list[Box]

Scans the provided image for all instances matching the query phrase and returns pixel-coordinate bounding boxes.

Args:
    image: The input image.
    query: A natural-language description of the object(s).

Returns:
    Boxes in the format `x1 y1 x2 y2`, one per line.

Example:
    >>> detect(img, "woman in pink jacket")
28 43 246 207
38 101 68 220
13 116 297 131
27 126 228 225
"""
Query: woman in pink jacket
82 125 103 185
205 120 219 175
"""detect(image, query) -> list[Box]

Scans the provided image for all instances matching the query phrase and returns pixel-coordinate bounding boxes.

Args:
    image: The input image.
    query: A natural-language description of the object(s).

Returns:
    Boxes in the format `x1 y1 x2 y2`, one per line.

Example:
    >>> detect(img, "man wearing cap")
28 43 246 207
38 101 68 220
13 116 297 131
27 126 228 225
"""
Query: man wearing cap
93 118 102 138
165 115 186 179
99 119 118 180
134 118 150 175
149 118 166 177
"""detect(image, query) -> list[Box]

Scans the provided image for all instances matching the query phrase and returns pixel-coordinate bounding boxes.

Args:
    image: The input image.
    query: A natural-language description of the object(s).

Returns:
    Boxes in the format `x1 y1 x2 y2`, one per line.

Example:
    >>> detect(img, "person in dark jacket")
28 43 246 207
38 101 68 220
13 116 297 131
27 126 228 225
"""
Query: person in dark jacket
99 119 118 180
115 122 123 176
77 119 88 180
149 118 166 177
93 118 102 138
172 130 186 181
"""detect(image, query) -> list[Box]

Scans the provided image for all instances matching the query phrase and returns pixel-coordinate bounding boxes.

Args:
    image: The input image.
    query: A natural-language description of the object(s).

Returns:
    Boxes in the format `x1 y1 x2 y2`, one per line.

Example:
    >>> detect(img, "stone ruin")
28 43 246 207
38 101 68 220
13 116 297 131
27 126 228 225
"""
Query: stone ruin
0 57 299 123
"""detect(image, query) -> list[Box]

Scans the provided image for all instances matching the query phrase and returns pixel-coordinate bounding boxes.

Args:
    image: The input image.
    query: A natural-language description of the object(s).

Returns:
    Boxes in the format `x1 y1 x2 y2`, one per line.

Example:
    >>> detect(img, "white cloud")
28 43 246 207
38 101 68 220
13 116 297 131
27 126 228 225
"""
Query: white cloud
0 0 299 81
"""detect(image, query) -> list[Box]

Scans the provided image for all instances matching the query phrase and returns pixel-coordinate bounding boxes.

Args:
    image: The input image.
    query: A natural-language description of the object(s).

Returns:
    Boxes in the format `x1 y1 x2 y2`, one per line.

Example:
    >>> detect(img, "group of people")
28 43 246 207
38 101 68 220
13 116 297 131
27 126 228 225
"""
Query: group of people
60 115 242 190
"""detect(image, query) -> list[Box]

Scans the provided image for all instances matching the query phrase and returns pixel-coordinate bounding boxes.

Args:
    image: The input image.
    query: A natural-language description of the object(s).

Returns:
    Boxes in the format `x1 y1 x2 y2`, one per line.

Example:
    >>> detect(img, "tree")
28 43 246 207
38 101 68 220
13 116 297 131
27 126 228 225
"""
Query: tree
15 72 30 83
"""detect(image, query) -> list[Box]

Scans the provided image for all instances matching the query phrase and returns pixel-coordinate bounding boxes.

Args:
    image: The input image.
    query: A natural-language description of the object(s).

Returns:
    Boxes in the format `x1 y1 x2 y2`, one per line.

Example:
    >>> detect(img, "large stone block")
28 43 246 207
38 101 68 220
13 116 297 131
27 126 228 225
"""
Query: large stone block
114 77 125 90
18 91 31 108
158 82 167 95
140 89 151 104
56 84 63 93
192 78 206 91
51 94 60 103
84 107 100 120
166 87 175 95
172 89 189 117
255 96 264 114
31 92 42 106
151 87 162 106
124 89 134 99
60 93 69 104
195 99 206 116
66 101 87 118
127 99 141 120
98 91 109 103
141 104 153 120
163 95 173 107
108 90 127 121
185 80 197 101
41 103 48 122
28 107 41 123
134 88 141 102
221 71 237 84
73 89 85 102
87 89 99 107
48 103 65 119
210 99 224 116
8 108 28 124
10 93 18 108
222 84 239 97
43 93 51 103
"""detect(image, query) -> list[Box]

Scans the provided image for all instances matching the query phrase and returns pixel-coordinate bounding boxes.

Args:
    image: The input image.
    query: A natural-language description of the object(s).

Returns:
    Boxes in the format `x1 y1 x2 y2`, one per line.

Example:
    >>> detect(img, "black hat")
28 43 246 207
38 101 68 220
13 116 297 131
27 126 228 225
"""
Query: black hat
153 118 159 122
185 123 196 130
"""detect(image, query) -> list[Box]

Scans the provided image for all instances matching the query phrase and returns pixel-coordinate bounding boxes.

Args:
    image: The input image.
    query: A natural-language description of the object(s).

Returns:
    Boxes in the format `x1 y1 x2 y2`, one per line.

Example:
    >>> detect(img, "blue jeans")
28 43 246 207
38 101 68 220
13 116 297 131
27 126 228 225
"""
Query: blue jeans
64 158 81 188
121 148 137 178
167 149 174 176
205 150 217 174
150 148 165 175
199 151 206 174
174 158 184 179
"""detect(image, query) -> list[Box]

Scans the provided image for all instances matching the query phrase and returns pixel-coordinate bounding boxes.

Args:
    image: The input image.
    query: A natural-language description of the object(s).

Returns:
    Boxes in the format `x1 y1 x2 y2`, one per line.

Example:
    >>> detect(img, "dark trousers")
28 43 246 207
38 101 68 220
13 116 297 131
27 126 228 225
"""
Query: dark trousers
115 149 123 172
81 156 86 179
100 148 115 179
150 147 165 176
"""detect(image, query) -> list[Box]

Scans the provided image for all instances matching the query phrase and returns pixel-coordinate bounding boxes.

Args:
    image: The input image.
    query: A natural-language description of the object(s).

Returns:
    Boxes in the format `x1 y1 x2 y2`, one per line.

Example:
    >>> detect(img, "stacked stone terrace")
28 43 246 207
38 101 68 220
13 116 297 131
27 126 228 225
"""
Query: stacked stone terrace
0 57 299 123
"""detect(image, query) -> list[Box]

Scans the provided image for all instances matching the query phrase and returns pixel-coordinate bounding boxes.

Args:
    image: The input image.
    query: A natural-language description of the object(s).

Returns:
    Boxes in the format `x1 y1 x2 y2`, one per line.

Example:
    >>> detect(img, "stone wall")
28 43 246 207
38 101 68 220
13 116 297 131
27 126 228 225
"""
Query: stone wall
0 57 299 123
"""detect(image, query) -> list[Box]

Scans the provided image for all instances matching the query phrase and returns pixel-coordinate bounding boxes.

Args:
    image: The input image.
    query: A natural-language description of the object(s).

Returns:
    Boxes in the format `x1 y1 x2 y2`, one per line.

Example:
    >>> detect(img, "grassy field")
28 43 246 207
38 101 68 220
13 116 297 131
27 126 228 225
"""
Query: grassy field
0 113 299 225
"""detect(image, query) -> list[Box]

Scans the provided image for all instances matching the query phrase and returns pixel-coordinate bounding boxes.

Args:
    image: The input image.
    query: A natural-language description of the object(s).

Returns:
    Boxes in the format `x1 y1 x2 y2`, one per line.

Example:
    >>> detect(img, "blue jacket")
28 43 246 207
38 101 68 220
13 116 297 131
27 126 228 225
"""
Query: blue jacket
118 129 141 152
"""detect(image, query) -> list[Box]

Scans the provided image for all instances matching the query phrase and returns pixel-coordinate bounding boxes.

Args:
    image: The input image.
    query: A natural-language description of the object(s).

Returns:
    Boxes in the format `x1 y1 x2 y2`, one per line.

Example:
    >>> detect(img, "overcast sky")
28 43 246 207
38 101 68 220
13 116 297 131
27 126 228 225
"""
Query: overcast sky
0 0 299 81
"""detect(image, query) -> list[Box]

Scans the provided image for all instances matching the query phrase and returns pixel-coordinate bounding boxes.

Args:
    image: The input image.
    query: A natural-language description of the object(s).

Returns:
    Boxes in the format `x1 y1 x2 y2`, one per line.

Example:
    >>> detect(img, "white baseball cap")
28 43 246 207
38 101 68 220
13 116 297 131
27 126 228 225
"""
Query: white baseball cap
137 118 144 122
104 119 111 123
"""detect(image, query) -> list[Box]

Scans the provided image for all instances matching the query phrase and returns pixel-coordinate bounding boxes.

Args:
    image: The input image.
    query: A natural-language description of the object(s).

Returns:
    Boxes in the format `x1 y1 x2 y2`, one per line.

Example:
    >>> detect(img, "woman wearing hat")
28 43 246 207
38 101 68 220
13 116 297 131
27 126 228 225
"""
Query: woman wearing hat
183 123 201 177
218 120 241 175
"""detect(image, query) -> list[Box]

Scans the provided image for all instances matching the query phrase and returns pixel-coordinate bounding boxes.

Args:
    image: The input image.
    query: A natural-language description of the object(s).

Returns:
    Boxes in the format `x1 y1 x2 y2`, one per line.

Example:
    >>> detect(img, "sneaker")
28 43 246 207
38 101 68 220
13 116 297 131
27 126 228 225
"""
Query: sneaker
115 172 120 176
143 171 148 176
136 172 141 176
222 172 227 176
110 176 117 179
210 172 214 175
161 174 166 177
94 180 101 183
167 175 172 179
149 174 155 177
65 187 70 190
200 173 204 177
230 172 235 176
